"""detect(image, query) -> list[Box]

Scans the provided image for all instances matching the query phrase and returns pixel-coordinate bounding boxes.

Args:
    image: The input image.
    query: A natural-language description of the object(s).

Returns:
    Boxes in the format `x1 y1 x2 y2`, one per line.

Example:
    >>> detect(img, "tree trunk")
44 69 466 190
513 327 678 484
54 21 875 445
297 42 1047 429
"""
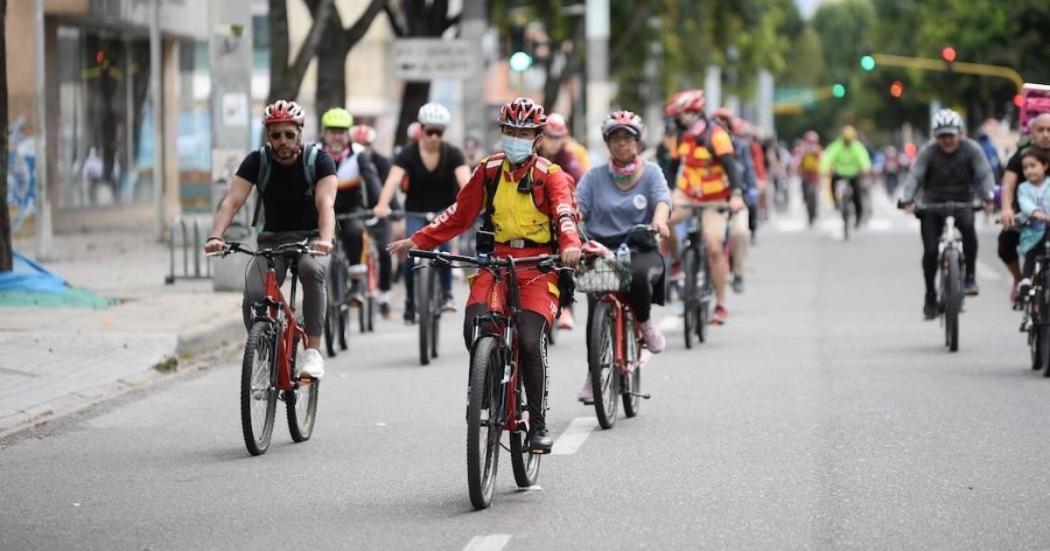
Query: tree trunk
0 0 10 272
395 81 431 147
314 19 348 127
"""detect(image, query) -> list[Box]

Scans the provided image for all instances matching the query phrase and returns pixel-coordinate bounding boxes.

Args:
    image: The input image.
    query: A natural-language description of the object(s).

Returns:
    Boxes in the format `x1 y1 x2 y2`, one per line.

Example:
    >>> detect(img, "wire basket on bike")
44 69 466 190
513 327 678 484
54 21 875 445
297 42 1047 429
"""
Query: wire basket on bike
575 256 632 294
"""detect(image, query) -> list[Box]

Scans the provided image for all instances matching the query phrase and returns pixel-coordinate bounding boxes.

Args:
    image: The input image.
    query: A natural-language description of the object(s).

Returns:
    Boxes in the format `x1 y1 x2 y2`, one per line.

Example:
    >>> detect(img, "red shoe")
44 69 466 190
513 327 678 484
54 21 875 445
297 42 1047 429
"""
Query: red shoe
711 304 728 325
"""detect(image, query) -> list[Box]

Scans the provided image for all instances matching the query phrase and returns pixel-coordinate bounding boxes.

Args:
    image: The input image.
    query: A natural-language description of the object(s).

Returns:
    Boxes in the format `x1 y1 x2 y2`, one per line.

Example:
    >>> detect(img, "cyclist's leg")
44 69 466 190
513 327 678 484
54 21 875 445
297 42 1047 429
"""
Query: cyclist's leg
849 176 863 224
702 209 730 307
241 232 289 329
998 228 1022 284
296 251 329 348
627 249 663 323
729 208 751 280
341 218 365 267
462 303 492 349
516 310 549 434
955 209 978 281
918 212 944 298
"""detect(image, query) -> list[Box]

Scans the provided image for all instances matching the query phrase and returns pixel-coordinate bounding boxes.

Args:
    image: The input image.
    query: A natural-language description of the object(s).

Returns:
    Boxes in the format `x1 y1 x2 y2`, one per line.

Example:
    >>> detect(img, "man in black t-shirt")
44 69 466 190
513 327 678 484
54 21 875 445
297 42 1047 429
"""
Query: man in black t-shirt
374 102 470 323
204 100 338 379
998 113 1050 303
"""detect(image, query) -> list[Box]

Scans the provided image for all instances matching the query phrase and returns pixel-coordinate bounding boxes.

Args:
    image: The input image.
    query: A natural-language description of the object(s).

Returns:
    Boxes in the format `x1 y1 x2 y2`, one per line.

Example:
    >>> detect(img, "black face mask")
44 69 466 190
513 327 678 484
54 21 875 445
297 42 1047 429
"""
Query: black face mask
675 118 692 131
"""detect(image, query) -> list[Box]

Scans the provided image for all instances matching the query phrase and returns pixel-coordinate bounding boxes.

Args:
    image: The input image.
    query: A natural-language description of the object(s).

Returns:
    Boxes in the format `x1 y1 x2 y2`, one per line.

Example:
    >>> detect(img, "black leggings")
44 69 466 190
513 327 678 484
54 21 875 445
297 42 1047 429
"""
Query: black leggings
919 210 977 296
1023 234 1048 279
371 220 394 292
998 228 1020 265
339 219 365 265
463 304 548 432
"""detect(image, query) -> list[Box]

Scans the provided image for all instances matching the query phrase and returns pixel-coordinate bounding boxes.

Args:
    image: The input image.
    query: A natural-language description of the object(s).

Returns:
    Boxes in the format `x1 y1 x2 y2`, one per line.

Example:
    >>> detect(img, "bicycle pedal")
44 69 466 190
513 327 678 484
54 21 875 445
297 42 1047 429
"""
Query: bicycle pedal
579 398 595 406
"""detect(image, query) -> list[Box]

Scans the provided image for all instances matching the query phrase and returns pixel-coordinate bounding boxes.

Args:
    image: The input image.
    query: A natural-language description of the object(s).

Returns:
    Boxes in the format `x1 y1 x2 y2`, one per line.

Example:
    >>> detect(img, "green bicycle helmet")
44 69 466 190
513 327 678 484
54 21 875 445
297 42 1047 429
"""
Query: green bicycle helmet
321 107 354 129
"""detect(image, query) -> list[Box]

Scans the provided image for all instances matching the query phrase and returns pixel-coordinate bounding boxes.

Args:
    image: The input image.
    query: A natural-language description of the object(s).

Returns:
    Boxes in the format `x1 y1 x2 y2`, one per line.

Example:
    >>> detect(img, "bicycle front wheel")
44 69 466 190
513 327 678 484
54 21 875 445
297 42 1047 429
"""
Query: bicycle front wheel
467 336 503 509
287 334 320 442
944 250 961 352
841 190 851 241
682 247 699 350
589 300 619 429
241 321 278 456
416 265 432 365
1039 272 1050 376
430 269 441 359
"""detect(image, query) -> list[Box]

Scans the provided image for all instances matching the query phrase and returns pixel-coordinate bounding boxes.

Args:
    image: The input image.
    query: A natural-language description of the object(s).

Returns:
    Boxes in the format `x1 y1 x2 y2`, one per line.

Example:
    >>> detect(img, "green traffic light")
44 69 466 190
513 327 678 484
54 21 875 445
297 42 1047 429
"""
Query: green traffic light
832 84 846 98
509 51 533 72
860 55 876 71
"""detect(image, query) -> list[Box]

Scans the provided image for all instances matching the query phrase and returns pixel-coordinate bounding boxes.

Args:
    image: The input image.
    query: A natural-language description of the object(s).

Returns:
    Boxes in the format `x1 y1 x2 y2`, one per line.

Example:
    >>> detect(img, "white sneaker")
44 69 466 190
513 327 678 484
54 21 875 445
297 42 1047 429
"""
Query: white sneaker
639 320 665 354
299 348 325 379
348 263 368 276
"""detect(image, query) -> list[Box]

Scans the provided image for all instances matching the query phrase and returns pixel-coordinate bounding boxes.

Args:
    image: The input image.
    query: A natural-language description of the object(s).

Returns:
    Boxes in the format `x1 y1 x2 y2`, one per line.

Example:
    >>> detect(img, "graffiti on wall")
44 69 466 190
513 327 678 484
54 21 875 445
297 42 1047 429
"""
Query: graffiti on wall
8 116 36 230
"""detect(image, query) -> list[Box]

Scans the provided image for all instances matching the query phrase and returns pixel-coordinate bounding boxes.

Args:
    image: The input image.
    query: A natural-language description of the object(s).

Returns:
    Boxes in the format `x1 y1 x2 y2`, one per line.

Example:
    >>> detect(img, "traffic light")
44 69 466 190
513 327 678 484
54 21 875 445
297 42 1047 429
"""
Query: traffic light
890 80 904 98
1014 94 1024 108
941 45 956 71
860 54 876 72
509 51 533 72
832 83 846 98
508 23 532 72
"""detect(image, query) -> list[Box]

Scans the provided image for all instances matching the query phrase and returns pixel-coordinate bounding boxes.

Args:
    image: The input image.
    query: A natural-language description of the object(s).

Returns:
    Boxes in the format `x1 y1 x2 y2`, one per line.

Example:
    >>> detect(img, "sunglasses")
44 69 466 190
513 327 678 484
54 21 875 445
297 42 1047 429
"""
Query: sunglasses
269 130 298 141
424 128 445 138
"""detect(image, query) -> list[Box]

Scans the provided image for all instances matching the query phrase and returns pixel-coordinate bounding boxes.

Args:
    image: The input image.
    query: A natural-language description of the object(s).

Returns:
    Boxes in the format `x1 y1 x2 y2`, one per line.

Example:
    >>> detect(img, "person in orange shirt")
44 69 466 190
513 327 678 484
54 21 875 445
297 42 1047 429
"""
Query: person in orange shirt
665 90 747 324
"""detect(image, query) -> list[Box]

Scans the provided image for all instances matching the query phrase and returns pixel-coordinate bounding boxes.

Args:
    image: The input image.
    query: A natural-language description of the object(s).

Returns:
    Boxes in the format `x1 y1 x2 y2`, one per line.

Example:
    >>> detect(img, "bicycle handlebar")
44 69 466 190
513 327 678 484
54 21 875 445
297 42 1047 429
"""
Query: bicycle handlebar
408 249 563 271
206 239 322 259
908 201 984 214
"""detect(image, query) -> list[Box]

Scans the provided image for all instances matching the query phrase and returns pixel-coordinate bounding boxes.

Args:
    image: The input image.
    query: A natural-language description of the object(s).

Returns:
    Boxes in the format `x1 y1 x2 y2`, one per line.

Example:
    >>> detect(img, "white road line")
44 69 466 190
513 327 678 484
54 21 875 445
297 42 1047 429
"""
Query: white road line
551 417 598 455
462 534 512 551
975 258 1003 282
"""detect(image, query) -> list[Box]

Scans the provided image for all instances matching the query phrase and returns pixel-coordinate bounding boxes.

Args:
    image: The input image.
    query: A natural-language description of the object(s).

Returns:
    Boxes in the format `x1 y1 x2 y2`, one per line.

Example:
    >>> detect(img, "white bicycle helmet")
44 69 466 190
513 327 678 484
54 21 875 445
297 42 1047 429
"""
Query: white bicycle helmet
932 108 962 135
417 103 452 126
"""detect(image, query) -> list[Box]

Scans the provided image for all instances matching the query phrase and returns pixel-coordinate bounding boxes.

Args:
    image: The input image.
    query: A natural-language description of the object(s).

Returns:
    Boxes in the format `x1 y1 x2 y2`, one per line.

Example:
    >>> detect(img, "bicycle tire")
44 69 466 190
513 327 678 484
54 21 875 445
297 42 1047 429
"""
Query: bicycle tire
324 263 346 357
241 321 277 456
324 305 339 358
417 265 432 366
589 300 619 429
697 255 711 343
622 317 642 418
1040 271 1050 376
286 332 319 443
682 246 699 350
1030 317 1042 371
467 336 503 509
510 333 543 488
430 269 440 359
366 296 375 332
944 250 961 352
337 306 348 350
841 188 851 241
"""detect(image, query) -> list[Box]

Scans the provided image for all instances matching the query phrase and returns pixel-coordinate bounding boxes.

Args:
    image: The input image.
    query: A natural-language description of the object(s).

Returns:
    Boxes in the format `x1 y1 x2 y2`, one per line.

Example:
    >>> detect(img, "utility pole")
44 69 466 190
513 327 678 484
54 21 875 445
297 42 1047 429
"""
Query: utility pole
150 0 164 240
461 1 486 146
585 0 610 163
32 0 51 259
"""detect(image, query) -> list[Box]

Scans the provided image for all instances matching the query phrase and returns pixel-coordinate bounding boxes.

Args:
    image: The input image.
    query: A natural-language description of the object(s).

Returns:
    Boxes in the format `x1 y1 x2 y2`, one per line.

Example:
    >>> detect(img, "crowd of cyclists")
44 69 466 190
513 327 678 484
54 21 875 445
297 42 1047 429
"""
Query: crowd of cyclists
203 85 1050 455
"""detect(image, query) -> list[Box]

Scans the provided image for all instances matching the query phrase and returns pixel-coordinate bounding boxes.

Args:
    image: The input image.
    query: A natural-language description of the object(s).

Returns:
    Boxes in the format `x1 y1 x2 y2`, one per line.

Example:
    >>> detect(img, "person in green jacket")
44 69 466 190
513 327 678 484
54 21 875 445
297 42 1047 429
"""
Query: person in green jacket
821 125 872 227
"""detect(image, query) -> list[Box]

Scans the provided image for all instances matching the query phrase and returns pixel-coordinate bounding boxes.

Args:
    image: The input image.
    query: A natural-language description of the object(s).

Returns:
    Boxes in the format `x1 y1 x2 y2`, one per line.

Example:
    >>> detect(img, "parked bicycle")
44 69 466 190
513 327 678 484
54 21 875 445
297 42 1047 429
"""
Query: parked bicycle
678 203 729 348
408 249 564 510
576 229 653 429
209 240 321 456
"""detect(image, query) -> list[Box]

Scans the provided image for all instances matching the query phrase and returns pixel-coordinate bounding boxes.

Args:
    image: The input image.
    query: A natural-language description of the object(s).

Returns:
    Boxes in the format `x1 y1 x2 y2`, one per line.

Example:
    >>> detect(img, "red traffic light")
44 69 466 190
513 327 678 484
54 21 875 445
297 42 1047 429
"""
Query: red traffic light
941 46 957 63
1014 94 1024 108
95 50 105 64
890 80 904 98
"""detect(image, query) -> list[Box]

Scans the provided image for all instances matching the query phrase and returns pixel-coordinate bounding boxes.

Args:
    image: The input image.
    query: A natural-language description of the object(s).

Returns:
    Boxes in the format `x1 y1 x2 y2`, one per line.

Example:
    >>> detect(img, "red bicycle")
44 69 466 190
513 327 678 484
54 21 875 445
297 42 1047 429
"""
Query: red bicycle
213 240 321 456
408 248 564 510
576 232 653 430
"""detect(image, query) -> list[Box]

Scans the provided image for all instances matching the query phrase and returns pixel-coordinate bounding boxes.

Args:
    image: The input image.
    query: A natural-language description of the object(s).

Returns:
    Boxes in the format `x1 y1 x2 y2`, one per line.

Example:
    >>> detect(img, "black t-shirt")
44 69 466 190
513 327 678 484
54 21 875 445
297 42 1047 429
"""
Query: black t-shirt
394 142 466 213
236 147 337 233
1006 150 1024 210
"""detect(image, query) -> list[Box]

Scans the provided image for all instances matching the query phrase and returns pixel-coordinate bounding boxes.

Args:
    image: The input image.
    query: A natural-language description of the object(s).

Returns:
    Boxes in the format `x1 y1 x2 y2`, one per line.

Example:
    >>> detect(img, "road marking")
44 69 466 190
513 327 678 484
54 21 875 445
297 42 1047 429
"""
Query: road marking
551 416 598 455
975 258 1003 282
462 534 511 551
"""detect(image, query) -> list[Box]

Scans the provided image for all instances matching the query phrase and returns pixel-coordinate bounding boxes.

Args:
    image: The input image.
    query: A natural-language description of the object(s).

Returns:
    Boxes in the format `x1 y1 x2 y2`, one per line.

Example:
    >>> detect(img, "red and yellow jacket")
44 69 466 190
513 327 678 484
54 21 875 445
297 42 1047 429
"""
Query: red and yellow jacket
410 153 582 255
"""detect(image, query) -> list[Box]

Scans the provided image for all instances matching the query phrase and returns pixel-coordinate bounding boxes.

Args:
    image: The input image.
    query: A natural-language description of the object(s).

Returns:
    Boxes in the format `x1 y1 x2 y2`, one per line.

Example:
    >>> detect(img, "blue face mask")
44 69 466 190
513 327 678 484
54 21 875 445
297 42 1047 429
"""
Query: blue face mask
501 135 534 164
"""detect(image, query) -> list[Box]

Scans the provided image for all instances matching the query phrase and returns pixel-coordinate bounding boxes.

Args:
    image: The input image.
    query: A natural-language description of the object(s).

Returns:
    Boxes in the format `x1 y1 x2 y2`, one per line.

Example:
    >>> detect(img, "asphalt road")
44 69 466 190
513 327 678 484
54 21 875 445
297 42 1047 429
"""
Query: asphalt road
3 195 1048 550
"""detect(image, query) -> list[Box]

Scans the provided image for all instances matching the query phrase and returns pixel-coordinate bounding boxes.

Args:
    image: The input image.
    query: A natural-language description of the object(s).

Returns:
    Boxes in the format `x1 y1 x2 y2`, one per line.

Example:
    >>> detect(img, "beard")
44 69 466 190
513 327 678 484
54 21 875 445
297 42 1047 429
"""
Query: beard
274 143 298 163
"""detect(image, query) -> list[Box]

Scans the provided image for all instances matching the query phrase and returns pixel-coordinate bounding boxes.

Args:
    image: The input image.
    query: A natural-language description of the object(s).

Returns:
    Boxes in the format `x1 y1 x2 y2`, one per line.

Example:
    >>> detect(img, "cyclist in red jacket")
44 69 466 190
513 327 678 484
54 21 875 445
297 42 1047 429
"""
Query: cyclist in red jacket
388 97 582 453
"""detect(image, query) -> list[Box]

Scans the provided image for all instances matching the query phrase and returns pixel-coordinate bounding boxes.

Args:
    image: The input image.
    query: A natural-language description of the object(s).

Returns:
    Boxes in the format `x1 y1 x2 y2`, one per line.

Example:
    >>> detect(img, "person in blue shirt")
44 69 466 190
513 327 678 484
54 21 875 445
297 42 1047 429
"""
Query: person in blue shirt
575 110 672 401
1016 148 1050 287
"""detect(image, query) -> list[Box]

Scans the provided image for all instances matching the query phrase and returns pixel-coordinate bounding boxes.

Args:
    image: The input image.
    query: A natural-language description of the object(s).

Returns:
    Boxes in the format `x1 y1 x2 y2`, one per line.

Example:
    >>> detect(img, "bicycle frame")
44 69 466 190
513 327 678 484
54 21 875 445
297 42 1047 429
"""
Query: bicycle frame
262 266 308 393
595 291 640 375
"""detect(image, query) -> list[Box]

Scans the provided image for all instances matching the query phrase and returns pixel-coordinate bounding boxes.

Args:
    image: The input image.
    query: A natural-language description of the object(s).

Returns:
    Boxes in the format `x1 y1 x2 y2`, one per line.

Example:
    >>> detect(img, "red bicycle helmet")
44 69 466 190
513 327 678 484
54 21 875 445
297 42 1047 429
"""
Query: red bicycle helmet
498 97 547 129
349 124 376 145
263 100 305 127
601 110 644 139
664 90 705 117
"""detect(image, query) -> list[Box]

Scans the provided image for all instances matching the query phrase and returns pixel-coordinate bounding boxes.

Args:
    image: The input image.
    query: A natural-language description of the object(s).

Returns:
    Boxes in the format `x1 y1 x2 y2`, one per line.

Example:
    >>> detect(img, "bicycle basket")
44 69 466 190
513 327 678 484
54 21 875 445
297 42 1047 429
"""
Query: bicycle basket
574 256 631 293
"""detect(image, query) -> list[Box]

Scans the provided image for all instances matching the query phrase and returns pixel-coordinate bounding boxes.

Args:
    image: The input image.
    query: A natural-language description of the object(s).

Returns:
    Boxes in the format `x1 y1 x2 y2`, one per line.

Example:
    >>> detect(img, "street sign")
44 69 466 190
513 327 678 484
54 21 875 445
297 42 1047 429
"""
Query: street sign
393 39 481 81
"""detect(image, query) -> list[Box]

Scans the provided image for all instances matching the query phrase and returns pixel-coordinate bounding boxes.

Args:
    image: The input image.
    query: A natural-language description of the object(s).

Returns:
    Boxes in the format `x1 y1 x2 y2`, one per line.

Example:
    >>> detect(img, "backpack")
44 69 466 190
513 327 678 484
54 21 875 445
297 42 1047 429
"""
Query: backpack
250 143 321 230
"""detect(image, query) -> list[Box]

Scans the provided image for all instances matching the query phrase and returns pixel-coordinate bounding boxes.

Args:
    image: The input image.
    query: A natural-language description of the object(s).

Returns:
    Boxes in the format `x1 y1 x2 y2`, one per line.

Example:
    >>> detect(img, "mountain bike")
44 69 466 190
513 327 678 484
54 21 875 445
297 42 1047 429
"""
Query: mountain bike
409 249 564 510
324 219 351 358
406 211 445 366
834 176 854 241
333 211 380 337
576 227 654 429
916 202 979 353
210 240 321 456
679 203 729 349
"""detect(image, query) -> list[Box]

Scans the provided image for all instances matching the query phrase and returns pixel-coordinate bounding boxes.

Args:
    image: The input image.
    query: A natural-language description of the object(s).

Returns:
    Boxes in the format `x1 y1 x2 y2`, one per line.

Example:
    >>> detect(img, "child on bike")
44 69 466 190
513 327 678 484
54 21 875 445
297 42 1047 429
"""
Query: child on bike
387 98 582 454
1016 148 1050 284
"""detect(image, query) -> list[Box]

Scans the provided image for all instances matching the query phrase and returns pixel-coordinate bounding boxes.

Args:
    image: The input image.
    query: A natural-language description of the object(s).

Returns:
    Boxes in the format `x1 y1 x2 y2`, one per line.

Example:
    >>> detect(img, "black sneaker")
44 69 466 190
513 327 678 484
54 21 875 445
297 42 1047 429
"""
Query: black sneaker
379 301 392 320
965 278 980 296
732 276 745 294
528 428 553 454
923 294 937 320
403 304 416 325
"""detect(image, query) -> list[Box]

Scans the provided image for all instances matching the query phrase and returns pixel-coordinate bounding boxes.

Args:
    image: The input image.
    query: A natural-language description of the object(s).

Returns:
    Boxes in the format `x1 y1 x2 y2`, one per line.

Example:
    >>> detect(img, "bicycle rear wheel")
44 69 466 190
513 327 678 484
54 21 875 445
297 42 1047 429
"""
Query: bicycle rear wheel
324 265 347 357
944 250 961 352
1038 272 1050 376
430 269 441 359
286 332 319 442
589 300 619 429
841 188 852 241
416 265 432 365
622 319 642 418
510 334 543 488
241 321 278 456
697 258 711 343
467 336 503 509
682 247 699 350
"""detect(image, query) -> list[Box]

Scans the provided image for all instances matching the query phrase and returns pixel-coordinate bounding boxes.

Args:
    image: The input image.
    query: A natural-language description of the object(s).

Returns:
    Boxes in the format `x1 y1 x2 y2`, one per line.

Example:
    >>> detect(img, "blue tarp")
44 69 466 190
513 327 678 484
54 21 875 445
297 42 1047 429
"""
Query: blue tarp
0 251 66 293
0 251 111 308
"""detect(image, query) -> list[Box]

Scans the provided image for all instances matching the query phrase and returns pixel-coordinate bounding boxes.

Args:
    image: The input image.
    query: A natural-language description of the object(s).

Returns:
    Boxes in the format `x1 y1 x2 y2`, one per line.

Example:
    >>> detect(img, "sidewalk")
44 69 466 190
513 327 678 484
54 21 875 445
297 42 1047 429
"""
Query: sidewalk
0 227 244 437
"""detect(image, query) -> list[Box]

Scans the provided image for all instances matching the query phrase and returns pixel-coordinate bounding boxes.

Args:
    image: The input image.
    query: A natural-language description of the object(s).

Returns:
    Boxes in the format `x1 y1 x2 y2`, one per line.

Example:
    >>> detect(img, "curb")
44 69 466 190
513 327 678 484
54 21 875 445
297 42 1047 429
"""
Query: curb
175 317 245 358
